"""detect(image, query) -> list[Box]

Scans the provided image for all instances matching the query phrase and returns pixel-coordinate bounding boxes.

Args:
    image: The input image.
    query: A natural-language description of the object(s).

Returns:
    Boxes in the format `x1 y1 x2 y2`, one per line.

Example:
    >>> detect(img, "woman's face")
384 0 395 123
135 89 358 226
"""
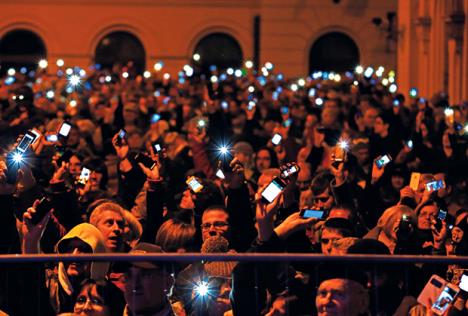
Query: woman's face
74 284 110 316
452 227 464 244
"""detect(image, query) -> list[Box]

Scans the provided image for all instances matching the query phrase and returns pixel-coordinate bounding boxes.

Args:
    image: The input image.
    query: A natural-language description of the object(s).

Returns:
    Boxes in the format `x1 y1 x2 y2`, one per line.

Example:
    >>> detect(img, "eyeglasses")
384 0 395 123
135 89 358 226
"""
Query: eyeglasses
201 221 229 230
75 296 104 308
313 196 330 203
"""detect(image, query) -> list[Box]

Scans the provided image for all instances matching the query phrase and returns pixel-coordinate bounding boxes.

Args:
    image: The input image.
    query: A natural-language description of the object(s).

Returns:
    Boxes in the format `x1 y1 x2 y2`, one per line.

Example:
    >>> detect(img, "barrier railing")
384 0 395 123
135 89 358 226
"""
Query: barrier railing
0 253 467 264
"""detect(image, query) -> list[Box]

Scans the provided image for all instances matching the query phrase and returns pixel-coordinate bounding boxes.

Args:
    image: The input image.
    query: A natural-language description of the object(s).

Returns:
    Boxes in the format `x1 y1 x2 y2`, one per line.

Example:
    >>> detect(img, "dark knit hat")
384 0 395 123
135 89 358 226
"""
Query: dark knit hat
201 236 237 278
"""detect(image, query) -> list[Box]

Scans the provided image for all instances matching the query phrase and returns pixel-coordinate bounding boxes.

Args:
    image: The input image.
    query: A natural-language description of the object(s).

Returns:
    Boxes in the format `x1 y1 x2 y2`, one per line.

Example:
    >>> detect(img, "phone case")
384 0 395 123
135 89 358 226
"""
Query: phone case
417 275 447 308
410 172 421 191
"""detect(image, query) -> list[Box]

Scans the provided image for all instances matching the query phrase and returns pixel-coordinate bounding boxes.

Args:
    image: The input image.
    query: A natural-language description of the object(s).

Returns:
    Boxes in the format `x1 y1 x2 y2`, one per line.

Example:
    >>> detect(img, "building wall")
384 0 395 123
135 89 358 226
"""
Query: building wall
0 0 396 77
397 0 468 104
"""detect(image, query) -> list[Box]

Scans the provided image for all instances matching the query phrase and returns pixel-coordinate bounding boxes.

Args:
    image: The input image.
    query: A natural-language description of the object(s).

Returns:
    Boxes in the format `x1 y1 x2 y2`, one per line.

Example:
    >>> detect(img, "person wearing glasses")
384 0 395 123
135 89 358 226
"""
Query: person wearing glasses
73 279 125 316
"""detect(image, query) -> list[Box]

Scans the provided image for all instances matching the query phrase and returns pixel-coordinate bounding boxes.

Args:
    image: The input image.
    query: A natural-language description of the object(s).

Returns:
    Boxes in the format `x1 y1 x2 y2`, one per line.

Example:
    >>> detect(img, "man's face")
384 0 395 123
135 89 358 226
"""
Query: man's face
321 228 344 255
256 150 271 172
312 189 334 210
95 211 125 252
69 155 82 177
201 210 230 242
417 205 438 230
354 148 369 166
128 132 143 150
124 266 168 315
373 117 387 135
296 168 312 191
89 171 103 191
316 279 367 316
363 108 378 129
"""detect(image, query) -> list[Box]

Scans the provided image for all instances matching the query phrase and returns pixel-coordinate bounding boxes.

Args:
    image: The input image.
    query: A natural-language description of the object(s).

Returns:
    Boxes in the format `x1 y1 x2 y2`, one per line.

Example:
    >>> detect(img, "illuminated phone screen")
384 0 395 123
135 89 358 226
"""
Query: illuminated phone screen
59 123 72 137
261 179 283 203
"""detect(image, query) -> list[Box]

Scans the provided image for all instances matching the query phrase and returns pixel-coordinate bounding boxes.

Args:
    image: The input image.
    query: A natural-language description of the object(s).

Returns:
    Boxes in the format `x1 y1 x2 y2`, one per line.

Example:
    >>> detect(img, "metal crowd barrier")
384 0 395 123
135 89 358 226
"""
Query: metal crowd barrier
0 253 467 264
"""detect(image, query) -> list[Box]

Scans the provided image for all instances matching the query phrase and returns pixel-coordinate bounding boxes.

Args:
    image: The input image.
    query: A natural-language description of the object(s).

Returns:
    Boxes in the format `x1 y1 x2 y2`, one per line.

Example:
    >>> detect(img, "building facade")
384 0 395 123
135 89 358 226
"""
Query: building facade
397 0 468 104
1 0 467 103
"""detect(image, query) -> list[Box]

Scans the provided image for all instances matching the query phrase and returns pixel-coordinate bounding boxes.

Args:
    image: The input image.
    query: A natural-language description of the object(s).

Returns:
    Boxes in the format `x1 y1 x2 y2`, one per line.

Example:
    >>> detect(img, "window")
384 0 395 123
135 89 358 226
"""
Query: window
193 33 243 73
0 29 46 75
309 32 359 73
95 31 145 73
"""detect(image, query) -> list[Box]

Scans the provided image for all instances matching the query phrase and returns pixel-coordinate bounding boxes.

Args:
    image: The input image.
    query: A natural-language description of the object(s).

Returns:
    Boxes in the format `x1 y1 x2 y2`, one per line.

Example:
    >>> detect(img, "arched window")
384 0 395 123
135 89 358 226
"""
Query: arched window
309 32 359 73
95 31 145 73
193 32 243 73
0 29 47 75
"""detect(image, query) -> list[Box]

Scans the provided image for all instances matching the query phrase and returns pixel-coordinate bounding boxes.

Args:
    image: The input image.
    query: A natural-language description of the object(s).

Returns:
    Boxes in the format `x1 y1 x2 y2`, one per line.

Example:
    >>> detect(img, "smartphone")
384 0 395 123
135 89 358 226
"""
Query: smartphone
407 140 413 149
375 155 392 169
30 196 54 225
431 283 459 315
409 88 418 98
308 88 316 97
435 209 447 231
283 118 292 128
16 131 39 153
221 101 228 110
58 122 72 138
410 172 421 191
215 169 225 180
77 167 91 187
134 153 155 170
272 134 282 146
459 274 468 292
150 114 161 124
393 99 400 107
152 143 162 153
281 106 289 115
46 134 58 142
426 180 445 192
186 176 204 193
398 214 412 237
261 177 285 204
299 209 325 219
418 275 447 308
272 91 279 101
116 129 127 146
248 101 256 111
281 165 299 178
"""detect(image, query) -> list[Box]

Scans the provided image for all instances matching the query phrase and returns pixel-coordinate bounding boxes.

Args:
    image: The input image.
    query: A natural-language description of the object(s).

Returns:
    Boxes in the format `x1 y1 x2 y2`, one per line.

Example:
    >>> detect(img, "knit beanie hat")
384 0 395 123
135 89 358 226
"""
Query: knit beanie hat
201 236 237 278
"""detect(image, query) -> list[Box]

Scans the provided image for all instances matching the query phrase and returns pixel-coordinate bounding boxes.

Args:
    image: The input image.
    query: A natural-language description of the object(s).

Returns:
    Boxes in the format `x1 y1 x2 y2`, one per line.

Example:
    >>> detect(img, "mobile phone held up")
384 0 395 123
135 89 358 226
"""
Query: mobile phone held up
431 284 459 315
299 209 325 219
77 167 92 187
58 121 72 138
281 164 299 179
271 133 282 146
261 177 285 204
426 180 445 192
30 196 54 225
186 176 204 193
17 130 40 154
115 129 127 146
375 154 392 169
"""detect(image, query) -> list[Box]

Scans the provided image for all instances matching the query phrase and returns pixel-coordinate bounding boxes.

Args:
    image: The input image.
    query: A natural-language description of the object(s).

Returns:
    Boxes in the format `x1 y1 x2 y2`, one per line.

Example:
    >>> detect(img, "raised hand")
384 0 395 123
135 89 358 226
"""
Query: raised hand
274 212 318 240
112 133 129 160
21 199 52 254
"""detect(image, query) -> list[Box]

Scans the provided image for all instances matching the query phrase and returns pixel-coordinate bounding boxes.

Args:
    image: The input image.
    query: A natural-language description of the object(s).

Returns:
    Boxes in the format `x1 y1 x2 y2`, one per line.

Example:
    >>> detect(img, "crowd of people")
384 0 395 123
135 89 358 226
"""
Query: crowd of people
0 59 467 316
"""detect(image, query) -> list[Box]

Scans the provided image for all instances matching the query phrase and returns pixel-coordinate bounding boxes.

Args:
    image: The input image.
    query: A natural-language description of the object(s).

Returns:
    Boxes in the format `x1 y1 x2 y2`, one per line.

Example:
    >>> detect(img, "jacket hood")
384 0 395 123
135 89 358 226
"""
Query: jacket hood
55 223 109 295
